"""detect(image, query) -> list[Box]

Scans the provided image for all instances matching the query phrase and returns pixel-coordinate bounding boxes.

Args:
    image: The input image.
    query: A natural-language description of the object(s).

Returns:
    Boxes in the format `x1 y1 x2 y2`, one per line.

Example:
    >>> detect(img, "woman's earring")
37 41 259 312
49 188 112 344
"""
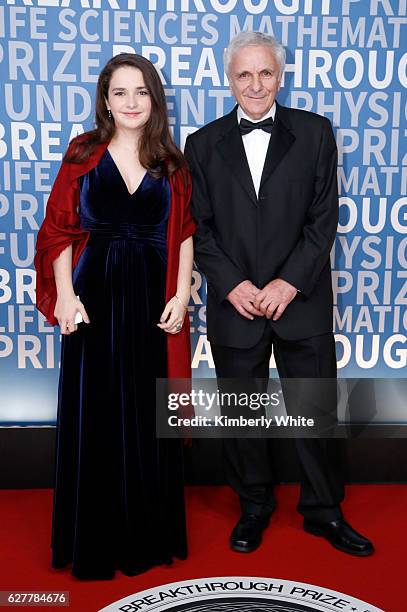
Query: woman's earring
108 109 112 119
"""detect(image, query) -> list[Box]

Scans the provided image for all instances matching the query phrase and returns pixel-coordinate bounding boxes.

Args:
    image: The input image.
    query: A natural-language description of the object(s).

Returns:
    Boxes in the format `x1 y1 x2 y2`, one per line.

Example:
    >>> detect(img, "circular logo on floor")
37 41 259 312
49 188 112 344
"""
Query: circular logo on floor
99 577 383 612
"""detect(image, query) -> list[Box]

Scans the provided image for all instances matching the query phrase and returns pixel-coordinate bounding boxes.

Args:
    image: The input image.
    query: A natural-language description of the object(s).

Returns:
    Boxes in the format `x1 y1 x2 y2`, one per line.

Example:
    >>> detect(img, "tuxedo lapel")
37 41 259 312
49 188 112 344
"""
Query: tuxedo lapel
260 104 296 191
216 108 258 205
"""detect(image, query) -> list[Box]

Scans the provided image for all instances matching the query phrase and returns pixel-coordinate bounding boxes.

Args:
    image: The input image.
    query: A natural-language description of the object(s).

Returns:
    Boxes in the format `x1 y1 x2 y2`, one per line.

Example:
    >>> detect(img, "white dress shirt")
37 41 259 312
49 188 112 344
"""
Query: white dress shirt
237 103 276 198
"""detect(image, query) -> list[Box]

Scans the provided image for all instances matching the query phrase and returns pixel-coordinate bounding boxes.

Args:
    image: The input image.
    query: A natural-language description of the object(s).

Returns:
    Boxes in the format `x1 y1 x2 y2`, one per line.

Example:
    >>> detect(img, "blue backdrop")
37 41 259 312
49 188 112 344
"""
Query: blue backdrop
0 0 406 424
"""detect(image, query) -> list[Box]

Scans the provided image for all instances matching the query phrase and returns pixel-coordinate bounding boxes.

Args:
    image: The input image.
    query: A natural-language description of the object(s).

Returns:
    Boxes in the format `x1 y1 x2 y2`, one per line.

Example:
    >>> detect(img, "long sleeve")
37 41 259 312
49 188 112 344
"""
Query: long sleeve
277 118 339 297
184 135 247 303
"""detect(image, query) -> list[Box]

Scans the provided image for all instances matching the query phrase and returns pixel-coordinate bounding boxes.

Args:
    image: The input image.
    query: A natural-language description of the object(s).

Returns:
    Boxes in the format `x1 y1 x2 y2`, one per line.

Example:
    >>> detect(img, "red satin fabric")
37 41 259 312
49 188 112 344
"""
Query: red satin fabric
35 137 196 379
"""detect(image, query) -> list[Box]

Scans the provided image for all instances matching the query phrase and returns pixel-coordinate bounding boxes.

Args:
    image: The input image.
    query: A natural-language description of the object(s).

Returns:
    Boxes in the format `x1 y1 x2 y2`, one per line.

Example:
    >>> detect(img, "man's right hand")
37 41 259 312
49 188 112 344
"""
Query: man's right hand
226 280 264 320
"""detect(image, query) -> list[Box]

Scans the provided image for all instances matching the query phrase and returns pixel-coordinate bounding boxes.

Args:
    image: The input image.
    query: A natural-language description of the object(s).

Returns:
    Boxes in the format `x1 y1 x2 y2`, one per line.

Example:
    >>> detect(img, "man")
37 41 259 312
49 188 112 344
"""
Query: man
184 31 374 556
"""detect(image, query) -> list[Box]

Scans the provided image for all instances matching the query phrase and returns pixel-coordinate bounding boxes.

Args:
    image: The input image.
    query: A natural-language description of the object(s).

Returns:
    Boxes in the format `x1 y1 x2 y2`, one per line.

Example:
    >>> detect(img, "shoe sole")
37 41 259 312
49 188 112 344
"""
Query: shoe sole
230 539 261 553
303 522 374 557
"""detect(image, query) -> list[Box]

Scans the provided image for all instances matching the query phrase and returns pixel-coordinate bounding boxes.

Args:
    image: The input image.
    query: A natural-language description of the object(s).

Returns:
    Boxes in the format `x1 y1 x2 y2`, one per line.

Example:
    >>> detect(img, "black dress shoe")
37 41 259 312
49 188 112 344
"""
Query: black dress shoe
230 514 270 553
304 518 374 556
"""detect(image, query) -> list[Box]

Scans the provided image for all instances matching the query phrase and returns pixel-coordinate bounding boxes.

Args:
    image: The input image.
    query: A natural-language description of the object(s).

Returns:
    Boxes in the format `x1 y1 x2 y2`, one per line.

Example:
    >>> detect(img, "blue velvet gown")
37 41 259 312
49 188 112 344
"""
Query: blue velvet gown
51 150 187 579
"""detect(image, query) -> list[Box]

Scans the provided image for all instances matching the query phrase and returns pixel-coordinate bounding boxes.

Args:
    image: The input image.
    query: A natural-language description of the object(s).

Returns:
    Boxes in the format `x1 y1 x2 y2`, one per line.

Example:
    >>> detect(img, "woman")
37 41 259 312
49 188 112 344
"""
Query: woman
35 53 195 580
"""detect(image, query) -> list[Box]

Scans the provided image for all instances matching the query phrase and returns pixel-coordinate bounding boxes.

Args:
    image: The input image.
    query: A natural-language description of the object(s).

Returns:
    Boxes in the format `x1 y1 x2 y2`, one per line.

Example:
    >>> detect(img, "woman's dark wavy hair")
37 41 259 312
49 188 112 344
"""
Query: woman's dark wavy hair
64 53 185 178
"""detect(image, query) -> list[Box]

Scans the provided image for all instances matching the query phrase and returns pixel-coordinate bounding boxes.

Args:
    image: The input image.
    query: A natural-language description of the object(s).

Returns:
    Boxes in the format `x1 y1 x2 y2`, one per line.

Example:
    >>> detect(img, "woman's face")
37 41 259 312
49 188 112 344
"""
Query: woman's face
106 65 152 133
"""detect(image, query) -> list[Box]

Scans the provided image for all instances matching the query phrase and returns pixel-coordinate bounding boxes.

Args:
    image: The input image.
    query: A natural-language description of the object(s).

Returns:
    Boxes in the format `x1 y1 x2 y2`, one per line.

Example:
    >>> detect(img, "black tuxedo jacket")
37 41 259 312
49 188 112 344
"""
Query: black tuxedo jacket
184 103 338 348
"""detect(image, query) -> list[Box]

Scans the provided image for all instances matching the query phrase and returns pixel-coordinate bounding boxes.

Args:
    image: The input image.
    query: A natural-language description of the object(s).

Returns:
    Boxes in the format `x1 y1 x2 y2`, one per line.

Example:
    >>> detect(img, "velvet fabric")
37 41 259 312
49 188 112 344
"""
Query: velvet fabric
35 136 196 379
50 150 187 579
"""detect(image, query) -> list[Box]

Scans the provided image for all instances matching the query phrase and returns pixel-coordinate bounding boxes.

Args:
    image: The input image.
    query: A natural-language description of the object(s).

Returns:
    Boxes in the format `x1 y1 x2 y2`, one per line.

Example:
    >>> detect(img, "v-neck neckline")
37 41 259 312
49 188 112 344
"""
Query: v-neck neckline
106 148 147 196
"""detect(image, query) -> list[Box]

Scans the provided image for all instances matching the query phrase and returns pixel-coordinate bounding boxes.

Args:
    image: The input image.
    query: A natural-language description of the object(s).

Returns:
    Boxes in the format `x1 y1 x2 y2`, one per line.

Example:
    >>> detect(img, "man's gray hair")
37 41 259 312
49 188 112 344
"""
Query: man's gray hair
224 31 286 79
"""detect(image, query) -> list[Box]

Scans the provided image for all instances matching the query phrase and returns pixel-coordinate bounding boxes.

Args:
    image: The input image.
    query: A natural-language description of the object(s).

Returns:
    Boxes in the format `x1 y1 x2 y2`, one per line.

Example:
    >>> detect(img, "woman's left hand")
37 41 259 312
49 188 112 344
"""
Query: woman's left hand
157 296 187 334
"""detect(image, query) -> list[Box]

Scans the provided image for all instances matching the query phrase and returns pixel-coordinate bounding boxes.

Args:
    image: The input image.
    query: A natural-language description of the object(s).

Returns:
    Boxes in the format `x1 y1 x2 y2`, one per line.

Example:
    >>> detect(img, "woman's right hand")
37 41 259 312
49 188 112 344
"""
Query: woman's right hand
54 293 90 335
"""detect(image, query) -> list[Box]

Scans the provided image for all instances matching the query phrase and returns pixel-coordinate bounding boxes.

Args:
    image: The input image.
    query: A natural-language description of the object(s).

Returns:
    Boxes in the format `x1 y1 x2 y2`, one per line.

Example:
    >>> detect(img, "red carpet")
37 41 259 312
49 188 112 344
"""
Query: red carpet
0 485 404 611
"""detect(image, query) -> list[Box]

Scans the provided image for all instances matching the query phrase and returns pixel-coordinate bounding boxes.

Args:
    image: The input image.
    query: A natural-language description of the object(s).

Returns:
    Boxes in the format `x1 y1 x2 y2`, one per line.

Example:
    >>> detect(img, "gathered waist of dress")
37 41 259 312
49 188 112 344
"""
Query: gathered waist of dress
82 220 167 247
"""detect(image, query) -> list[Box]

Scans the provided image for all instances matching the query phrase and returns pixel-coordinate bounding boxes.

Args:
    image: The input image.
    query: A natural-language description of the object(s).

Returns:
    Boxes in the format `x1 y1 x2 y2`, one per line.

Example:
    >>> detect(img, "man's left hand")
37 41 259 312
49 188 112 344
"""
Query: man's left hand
253 279 298 320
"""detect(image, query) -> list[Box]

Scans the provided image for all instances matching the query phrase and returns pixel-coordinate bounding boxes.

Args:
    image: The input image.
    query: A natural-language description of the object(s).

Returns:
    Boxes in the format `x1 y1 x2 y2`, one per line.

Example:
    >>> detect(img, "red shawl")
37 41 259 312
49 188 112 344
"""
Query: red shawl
35 139 196 379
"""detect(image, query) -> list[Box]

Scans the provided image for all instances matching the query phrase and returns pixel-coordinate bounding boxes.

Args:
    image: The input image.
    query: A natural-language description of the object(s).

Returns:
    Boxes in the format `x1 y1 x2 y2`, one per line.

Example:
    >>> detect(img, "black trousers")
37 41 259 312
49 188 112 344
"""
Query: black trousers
211 323 345 523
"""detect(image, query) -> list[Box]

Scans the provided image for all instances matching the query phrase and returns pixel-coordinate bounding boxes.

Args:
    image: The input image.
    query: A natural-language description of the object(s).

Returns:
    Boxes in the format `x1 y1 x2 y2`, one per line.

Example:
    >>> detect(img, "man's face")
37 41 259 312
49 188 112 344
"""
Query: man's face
228 45 282 120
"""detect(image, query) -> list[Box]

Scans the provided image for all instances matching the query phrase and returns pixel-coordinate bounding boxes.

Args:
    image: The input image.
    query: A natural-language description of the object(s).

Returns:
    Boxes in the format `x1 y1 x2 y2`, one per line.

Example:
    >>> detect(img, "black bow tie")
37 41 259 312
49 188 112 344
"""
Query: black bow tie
239 117 274 135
